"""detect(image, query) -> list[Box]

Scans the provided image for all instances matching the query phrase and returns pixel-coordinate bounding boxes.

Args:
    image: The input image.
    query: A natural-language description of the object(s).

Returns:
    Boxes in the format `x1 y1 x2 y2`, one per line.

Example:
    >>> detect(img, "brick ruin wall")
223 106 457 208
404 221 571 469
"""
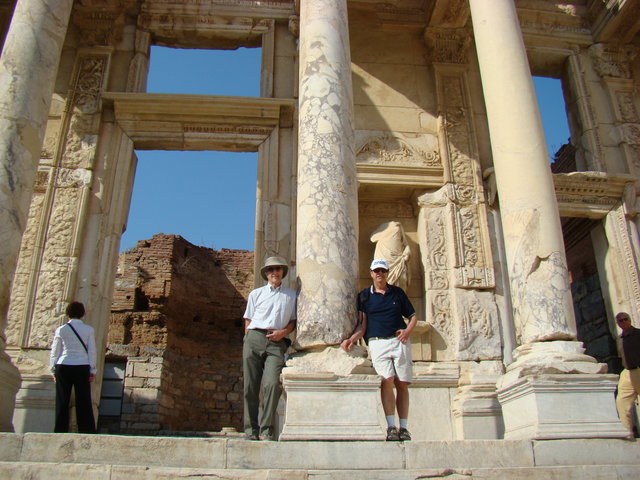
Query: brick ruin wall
107 234 254 434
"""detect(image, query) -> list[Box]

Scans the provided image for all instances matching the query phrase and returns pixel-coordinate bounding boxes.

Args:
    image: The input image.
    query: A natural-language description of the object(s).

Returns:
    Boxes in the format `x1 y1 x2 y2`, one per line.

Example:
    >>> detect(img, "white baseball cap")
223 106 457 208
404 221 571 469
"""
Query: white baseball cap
369 259 389 271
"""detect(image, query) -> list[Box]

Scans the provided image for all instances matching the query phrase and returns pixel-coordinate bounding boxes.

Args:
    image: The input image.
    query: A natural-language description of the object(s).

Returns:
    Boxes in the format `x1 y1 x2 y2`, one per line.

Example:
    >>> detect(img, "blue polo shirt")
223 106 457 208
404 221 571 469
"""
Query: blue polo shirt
358 284 415 339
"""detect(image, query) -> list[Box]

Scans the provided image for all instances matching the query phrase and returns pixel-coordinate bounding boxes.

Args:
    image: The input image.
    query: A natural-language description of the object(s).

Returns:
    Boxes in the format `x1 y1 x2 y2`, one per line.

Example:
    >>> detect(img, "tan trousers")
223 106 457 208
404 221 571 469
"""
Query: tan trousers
616 368 640 435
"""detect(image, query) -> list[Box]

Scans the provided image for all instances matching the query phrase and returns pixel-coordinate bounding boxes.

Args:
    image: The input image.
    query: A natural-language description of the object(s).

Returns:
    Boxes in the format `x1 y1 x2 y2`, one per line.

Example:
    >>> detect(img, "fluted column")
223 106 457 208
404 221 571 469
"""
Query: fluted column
468 0 575 345
295 0 358 349
0 0 74 431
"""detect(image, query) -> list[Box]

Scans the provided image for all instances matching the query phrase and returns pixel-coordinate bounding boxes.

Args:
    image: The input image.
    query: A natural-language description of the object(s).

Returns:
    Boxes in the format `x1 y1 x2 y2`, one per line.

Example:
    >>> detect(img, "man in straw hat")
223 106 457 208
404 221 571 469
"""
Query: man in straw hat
242 256 297 440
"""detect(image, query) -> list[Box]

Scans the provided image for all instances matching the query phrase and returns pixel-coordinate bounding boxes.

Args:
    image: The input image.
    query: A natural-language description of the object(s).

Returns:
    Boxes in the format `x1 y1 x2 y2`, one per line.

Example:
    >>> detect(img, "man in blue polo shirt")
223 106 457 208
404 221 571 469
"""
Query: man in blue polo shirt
341 259 418 441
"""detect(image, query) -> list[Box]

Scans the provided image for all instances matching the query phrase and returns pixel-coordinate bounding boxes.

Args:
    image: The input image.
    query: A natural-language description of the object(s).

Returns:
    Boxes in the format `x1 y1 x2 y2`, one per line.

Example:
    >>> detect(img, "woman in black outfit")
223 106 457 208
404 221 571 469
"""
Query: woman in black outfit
49 301 97 433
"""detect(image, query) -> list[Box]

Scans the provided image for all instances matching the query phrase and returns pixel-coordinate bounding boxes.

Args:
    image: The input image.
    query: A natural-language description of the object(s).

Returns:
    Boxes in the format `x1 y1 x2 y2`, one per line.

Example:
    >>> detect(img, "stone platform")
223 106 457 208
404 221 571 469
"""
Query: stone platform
1 433 640 479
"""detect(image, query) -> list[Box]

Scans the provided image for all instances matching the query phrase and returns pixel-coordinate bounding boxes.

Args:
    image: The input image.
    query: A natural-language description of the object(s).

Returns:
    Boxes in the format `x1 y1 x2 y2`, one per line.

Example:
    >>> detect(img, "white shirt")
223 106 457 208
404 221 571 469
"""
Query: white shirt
49 319 97 374
243 283 297 330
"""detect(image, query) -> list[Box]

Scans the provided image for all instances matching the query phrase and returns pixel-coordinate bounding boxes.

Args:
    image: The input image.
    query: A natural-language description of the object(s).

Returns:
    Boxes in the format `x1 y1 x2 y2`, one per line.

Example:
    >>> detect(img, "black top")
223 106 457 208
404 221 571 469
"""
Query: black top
358 284 416 339
621 326 640 370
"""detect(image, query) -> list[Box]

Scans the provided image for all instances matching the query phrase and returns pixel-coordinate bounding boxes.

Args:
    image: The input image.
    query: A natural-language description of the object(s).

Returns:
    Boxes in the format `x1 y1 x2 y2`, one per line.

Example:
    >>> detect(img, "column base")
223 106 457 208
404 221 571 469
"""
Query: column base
452 374 504 439
279 373 385 441
497 374 628 440
12 374 54 433
0 352 22 432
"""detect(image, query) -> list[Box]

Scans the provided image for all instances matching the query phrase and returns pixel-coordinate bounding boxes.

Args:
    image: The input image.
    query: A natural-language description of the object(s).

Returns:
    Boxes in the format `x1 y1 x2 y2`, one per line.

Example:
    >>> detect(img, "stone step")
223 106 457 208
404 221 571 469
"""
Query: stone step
1 462 640 480
1 433 639 479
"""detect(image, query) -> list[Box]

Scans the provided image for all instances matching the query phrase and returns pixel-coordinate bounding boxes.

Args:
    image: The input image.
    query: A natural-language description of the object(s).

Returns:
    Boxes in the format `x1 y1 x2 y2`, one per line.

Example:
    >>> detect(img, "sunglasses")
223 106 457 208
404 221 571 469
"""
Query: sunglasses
372 269 388 273
265 266 283 272
617 317 630 322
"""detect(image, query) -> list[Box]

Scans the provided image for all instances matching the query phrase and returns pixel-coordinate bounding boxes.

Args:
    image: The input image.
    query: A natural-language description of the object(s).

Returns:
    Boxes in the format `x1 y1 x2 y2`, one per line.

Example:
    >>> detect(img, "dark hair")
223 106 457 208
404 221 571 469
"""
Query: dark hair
65 301 85 319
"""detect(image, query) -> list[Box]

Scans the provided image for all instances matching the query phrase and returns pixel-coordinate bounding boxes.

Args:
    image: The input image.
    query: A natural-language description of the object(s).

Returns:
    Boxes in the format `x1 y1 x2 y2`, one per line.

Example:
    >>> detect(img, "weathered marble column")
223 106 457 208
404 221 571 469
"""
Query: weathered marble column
281 0 382 441
295 0 358 349
0 0 74 431
469 0 626 440
469 0 575 345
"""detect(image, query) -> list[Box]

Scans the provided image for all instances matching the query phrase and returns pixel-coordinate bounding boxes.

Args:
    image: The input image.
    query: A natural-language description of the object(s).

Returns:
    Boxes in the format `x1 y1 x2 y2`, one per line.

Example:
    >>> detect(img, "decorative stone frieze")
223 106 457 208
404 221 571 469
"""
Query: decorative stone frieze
8 50 110 351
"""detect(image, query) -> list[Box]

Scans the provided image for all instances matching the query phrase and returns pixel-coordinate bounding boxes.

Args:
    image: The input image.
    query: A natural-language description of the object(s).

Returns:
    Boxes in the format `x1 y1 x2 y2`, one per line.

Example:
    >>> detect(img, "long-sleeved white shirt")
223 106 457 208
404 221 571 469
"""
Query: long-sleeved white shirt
49 318 97 374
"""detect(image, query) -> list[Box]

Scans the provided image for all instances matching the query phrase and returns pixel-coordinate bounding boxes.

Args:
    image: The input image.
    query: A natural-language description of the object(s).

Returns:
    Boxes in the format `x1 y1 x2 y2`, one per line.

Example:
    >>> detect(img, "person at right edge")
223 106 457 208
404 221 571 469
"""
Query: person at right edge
341 258 418 441
615 311 640 440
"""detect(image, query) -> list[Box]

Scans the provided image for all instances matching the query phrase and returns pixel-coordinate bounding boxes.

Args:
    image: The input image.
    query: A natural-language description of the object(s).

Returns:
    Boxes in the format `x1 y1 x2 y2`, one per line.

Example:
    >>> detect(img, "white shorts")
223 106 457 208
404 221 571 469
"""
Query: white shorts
368 337 413 383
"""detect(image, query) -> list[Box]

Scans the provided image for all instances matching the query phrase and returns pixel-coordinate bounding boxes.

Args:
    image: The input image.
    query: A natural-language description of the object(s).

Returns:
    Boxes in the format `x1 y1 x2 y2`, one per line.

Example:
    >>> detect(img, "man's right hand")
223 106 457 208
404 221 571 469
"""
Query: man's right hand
341 338 354 352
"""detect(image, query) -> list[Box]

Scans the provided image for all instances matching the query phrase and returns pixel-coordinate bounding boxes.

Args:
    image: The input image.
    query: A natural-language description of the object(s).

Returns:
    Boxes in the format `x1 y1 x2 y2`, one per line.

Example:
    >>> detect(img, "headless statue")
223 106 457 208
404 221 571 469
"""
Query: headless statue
370 221 411 290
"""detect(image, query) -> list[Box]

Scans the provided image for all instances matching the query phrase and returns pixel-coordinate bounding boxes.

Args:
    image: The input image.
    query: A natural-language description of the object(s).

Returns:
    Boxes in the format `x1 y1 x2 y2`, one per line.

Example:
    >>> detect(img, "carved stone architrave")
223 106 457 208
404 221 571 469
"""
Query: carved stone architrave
7 50 110 351
137 3 281 48
72 8 120 47
553 171 636 218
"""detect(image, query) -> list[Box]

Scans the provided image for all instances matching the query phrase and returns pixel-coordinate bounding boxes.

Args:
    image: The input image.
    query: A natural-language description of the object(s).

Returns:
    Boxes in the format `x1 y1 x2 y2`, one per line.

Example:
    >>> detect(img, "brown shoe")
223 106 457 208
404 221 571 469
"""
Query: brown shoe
398 428 411 441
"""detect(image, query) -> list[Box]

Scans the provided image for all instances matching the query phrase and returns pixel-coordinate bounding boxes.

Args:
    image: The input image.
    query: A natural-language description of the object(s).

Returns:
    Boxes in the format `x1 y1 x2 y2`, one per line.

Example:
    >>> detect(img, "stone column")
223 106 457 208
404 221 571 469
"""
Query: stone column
469 0 626 439
0 0 74 431
281 0 382 441
295 0 358 349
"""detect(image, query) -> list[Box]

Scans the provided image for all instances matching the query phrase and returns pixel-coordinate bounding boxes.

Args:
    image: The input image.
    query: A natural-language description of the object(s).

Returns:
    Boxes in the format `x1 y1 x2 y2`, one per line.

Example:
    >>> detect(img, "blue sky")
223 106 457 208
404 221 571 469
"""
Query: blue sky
119 47 570 253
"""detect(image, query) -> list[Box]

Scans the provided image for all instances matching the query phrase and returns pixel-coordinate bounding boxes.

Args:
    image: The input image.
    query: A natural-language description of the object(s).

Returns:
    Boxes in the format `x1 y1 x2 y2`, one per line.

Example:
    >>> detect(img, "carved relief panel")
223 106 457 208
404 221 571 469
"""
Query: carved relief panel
412 45 501 361
418 187 501 361
7 51 111 350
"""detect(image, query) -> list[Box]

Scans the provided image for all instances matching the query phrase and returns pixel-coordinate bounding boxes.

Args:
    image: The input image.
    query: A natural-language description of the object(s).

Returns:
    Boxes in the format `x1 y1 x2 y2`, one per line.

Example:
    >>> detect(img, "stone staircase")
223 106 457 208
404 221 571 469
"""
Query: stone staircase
1 433 640 479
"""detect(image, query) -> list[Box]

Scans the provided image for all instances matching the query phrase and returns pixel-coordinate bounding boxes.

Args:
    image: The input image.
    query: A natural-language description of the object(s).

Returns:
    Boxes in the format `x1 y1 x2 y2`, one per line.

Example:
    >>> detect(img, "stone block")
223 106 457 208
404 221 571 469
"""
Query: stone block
405 440 535 469
133 363 162 379
130 388 159 404
497 374 629 440
0 433 22 461
0 462 111 479
533 438 640 466
20 433 226 468
226 440 405 470
279 374 386 441
124 377 144 388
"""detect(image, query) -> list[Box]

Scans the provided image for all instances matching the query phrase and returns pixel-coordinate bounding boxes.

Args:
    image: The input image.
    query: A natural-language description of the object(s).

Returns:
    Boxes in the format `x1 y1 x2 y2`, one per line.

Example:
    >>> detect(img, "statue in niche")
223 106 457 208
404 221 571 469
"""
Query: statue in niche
370 221 411 290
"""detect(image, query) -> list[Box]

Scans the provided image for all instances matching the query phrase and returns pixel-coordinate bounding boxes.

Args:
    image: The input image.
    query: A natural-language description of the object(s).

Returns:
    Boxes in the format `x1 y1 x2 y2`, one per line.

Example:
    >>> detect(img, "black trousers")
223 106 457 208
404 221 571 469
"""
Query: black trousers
54 364 96 433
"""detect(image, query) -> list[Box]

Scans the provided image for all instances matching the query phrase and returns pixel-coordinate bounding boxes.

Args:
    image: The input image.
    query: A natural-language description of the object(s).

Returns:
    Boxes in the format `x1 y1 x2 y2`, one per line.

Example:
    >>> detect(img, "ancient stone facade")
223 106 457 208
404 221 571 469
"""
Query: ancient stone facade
0 0 638 444
106 234 253 434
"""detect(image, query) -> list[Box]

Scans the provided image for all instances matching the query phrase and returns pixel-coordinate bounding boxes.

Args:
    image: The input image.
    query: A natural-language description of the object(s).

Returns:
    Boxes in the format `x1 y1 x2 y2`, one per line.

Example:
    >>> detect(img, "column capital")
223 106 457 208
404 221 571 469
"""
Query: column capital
423 27 472 64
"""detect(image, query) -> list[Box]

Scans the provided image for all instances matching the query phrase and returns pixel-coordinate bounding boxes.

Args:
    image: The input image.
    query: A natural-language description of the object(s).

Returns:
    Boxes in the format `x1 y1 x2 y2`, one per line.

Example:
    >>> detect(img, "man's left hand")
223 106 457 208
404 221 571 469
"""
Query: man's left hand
266 329 286 342
396 329 411 344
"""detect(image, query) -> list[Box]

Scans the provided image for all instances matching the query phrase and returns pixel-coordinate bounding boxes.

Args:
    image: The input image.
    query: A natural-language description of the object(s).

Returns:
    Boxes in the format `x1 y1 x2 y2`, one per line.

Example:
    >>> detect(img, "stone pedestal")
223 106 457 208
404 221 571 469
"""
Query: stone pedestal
279 374 385 441
12 375 54 433
496 342 628 439
497 374 628 440
452 374 504 440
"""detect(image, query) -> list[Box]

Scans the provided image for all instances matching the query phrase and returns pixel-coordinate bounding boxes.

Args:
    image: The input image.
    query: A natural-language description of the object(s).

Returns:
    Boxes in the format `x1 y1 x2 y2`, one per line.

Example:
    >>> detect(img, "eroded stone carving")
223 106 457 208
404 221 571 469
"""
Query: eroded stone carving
356 132 441 167
370 221 410 290
505 209 575 344
588 43 635 79
423 27 471 64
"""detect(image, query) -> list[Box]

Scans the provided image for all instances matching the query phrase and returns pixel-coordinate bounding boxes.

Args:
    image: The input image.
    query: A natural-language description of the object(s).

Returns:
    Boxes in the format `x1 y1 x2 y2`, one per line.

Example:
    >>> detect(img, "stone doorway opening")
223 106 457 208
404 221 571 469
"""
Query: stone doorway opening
101 46 265 435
